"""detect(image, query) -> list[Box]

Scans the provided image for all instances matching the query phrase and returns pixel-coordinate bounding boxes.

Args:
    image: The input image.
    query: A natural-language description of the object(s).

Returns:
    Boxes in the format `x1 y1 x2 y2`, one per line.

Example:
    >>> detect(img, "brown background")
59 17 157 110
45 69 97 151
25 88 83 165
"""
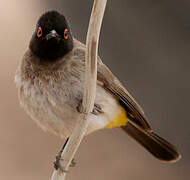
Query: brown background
0 0 189 179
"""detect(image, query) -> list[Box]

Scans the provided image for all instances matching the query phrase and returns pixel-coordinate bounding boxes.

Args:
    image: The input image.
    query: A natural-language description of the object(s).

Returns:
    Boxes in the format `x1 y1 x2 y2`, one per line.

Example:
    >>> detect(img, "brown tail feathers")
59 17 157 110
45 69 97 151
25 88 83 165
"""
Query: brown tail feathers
121 121 181 162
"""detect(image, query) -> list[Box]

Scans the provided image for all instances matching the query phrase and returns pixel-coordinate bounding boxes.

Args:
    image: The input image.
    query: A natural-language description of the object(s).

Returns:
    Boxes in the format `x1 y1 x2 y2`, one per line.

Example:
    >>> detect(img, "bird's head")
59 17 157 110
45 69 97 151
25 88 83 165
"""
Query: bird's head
29 11 73 60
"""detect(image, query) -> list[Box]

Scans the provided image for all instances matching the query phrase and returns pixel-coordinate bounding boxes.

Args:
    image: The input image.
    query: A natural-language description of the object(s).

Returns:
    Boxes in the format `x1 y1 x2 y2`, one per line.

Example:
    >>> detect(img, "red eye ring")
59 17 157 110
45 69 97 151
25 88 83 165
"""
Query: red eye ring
64 29 69 40
37 27 42 38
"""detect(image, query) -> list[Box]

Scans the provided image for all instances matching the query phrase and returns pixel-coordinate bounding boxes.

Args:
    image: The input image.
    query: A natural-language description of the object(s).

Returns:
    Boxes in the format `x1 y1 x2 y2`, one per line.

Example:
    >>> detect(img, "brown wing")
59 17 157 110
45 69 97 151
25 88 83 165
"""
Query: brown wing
73 38 151 130
97 58 152 130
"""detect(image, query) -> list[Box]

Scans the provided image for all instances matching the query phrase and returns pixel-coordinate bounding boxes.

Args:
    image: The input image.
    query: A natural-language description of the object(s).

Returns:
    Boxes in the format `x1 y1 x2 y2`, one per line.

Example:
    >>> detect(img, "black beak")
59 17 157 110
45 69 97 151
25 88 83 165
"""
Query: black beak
46 30 60 41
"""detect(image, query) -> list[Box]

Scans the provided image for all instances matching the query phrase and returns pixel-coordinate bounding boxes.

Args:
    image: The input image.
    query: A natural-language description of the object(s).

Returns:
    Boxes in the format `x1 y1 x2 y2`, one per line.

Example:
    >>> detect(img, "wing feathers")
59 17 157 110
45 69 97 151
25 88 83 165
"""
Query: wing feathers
97 60 151 130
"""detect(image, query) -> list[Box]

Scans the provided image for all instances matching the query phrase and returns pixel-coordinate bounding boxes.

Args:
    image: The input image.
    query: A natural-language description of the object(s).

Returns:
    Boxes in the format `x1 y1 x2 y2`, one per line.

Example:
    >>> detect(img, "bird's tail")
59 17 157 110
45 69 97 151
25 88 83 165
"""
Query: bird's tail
121 121 181 162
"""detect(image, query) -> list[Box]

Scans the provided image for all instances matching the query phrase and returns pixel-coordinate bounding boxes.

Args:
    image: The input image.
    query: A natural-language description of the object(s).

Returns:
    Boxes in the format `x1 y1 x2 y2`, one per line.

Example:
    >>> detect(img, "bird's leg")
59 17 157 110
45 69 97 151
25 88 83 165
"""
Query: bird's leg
77 100 103 115
54 137 76 170
54 137 69 170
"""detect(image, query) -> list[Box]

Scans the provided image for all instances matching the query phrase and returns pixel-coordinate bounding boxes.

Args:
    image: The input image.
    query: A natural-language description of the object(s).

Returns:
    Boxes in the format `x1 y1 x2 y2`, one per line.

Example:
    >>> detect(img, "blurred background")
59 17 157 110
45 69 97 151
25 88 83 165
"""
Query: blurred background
0 0 189 179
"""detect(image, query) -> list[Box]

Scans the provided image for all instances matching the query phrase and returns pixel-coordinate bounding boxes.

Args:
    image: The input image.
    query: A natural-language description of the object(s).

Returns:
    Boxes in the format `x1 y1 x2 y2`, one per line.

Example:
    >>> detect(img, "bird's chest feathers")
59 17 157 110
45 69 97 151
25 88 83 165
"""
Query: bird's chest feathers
22 63 85 112
15 69 84 136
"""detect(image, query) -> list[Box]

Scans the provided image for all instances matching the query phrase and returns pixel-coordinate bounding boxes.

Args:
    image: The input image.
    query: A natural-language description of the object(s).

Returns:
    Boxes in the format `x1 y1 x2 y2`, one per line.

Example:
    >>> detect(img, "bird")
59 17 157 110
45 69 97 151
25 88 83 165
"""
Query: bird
15 10 181 162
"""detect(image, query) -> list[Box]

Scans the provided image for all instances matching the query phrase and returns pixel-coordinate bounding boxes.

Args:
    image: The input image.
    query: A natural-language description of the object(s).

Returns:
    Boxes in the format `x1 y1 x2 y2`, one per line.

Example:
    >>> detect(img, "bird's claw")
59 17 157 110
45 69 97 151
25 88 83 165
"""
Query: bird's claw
92 103 104 115
76 100 83 113
77 100 103 115
53 138 76 171
54 157 76 170
70 159 76 167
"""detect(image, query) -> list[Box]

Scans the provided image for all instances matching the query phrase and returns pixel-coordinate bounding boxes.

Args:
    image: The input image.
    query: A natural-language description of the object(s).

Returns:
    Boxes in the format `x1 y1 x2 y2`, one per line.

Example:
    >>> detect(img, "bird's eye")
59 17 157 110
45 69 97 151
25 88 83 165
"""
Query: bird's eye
37 27 43 38
64 29 69 40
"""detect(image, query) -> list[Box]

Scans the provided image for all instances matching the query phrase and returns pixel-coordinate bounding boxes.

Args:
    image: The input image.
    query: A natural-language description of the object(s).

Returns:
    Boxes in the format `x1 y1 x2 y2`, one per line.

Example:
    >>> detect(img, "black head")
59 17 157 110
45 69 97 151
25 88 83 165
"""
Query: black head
29 11 73 60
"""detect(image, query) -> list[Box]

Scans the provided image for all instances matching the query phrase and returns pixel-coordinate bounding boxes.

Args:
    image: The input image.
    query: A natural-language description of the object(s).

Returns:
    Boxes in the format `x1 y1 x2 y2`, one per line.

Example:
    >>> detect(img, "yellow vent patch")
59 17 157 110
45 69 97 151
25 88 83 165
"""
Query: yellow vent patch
104 105 128 128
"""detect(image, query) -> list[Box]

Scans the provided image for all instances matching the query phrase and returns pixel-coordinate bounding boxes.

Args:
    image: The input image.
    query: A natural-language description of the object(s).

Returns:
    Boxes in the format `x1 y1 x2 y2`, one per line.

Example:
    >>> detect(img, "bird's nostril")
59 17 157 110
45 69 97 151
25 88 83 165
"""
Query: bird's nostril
46 34 57 40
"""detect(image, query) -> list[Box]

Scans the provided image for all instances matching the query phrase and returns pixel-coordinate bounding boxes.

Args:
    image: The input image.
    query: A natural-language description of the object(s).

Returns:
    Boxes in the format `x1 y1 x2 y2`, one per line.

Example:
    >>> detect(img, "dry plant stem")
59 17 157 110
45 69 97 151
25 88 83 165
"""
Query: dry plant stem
51 0 107 180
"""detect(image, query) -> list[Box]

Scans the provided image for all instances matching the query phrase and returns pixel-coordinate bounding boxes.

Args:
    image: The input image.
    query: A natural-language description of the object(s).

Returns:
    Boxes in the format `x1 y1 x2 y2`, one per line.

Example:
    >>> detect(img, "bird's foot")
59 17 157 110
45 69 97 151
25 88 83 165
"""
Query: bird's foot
53 138 76 171
77 100 103 115
92 103 104 115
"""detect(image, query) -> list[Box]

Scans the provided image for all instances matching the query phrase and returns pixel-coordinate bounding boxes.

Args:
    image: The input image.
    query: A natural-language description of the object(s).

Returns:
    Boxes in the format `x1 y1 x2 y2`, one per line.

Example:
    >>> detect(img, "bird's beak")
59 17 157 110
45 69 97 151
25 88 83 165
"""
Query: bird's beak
46 30 60 41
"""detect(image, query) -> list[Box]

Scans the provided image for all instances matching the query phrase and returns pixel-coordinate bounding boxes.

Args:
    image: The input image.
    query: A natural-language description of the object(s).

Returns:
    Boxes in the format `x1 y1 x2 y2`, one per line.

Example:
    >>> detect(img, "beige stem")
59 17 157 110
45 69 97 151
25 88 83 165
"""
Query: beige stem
51 0 107 180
